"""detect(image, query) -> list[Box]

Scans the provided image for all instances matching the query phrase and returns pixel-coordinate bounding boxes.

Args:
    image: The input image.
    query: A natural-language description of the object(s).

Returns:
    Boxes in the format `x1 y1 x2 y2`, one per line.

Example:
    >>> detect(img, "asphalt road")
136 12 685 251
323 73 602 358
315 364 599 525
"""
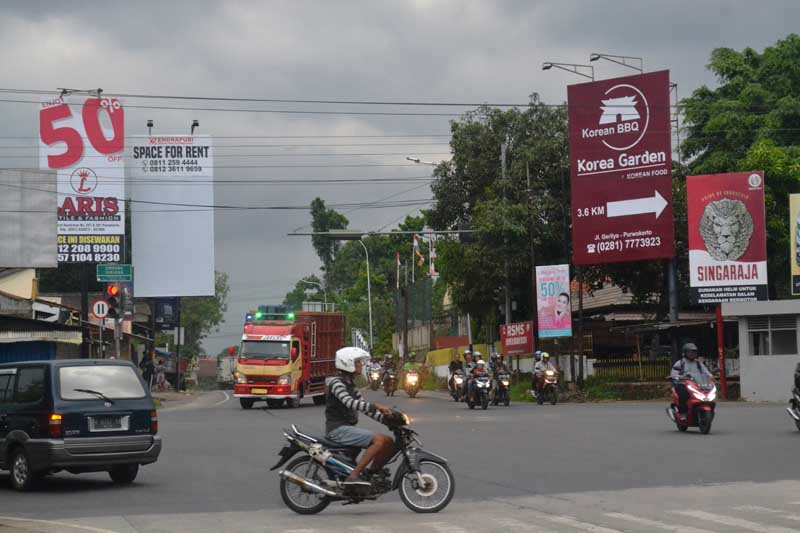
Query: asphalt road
2 389 800 532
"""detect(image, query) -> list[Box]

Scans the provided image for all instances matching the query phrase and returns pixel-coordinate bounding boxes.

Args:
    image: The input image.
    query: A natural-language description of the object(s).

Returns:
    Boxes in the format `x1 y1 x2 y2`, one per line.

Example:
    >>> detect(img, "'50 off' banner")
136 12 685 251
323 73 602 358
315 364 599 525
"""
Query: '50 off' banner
39 96 125 264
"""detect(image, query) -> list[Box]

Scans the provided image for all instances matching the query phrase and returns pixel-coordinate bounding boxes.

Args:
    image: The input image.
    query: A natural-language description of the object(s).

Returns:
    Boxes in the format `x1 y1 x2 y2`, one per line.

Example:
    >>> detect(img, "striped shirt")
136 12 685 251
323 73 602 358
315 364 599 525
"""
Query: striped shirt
325 376 384 433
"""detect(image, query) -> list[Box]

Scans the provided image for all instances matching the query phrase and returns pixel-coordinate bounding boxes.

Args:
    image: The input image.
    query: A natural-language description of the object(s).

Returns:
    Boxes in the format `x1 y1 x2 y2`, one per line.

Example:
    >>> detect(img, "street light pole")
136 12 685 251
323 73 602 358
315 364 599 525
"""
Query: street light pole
298 279 327 306
588 53 644 73
357 239 374 350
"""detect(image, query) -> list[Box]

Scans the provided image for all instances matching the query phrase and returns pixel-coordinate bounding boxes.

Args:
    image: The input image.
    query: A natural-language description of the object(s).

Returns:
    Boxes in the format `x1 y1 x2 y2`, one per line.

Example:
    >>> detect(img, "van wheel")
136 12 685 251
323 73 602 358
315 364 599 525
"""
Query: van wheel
10 448 38 491
286 397 301 408
240 398 255 409
312 395 326 406
109 464 139 484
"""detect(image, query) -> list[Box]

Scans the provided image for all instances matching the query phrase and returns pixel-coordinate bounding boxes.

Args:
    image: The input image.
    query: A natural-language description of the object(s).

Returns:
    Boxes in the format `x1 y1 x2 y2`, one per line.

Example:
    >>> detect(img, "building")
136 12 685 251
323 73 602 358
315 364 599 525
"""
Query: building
723 300 799 402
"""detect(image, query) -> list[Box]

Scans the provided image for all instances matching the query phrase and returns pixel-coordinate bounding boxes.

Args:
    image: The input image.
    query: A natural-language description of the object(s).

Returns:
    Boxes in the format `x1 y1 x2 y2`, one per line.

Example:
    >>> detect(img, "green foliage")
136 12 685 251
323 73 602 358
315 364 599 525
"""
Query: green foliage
310 198 349 284
283 275 325 309
682 34 800 298
180 271 230 356
582 376 625 401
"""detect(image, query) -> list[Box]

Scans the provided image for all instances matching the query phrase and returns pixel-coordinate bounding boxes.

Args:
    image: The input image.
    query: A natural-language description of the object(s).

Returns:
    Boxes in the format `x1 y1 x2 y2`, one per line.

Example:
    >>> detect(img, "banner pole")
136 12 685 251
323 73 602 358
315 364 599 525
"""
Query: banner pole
716 304 727 399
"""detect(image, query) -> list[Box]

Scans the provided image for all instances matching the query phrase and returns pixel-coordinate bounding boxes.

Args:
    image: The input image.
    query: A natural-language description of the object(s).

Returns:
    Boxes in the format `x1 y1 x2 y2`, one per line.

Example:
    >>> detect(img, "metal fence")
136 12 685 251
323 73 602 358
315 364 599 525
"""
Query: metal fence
592 357 673 381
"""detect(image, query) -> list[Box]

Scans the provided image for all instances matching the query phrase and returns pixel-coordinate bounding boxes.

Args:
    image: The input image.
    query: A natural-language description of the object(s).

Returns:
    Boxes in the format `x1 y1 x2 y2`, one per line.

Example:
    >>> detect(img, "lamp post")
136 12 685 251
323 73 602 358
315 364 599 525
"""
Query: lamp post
588 53 643 73
297 279 327 306
541 62 594 81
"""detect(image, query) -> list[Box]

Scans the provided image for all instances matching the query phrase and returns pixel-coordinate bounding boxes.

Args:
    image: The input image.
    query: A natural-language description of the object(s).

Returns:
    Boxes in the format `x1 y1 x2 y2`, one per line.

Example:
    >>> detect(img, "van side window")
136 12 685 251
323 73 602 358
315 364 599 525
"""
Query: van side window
14 367 46 404
0 373 12 403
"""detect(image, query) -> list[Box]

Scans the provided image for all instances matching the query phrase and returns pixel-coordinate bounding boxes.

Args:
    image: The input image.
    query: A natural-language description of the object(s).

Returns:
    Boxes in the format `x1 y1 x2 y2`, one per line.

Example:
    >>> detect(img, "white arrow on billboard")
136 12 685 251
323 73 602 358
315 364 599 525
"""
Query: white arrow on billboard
607 190 668 219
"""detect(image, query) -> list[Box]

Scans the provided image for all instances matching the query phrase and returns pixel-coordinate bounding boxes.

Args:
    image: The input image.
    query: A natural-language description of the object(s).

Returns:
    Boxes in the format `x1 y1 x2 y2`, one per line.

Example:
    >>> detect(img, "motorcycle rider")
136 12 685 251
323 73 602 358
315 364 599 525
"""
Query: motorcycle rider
467 358 489 401
533 352 556 395
448 353 464 395
671 343 714 422
325 347 394 486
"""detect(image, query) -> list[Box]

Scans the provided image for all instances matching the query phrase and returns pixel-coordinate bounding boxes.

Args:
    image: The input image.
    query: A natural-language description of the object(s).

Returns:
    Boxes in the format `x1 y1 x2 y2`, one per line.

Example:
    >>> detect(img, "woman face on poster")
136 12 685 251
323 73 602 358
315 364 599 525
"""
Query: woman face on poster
554 292 570 322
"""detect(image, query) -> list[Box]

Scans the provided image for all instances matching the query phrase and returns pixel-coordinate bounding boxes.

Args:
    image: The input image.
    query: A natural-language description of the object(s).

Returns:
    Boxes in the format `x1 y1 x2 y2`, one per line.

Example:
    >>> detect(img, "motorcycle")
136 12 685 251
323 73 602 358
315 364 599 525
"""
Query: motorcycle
492 371 511 406
533 369 558 405
666 374 716 434
787 388 800 431
368 366 382 391
404 370 420 398
449 370 465 402
272 410 455 514
383 370 397 397
467 374 490 410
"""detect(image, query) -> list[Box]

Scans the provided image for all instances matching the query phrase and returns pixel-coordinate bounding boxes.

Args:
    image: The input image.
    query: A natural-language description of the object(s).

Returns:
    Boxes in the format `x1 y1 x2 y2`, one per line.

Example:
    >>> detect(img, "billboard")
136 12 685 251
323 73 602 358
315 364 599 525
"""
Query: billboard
0 169 57 267
536 264 573 338
791 194 800 296
499 321 534 355
687 171 767 304
568 70 674 264
131 136 215 297
38 95 125 264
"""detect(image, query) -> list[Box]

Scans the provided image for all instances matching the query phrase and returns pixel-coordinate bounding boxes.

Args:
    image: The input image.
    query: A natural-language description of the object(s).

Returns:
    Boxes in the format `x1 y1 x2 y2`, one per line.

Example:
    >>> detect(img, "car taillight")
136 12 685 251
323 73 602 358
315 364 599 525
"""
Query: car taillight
49 413 62 438
150 410 158 434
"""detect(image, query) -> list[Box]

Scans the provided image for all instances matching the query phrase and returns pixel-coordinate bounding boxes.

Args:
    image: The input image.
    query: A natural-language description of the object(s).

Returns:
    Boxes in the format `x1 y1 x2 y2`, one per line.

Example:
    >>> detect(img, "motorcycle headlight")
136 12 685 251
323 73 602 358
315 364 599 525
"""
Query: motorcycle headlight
278 374 292 385
235 372 247 384
402 413 411 425
454 377 463 384
501 380 510 387
371 372 380 378
545 370 555 376
406 374 418 383
706 388 717 401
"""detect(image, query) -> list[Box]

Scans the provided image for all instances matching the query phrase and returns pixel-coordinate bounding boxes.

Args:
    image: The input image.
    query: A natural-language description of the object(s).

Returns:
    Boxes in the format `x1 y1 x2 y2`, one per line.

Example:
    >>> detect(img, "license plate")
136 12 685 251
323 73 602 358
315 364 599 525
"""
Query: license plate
89 415 127 432
252 388 268 395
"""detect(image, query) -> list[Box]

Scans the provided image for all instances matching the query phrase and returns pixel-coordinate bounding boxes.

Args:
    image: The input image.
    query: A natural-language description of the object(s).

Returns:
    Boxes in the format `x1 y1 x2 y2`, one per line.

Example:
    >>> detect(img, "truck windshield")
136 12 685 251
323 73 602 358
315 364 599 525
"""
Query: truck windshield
240 340 290 359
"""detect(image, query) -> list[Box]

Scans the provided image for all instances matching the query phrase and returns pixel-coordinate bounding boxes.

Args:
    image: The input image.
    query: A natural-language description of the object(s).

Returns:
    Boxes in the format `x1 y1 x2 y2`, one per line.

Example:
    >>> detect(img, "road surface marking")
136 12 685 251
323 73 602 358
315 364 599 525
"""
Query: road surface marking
734 506 800 522
352 526 393 533
213 390 230 406
606 512 716 533
532 513 623 533
497 517 554 531
0 516 121 533
283 530 318 533
675 510 798 533
420 522 468 533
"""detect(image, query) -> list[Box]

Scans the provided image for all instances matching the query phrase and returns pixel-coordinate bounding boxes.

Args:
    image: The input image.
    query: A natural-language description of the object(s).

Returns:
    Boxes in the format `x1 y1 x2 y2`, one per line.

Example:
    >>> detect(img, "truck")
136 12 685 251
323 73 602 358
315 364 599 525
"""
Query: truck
233 304 343 409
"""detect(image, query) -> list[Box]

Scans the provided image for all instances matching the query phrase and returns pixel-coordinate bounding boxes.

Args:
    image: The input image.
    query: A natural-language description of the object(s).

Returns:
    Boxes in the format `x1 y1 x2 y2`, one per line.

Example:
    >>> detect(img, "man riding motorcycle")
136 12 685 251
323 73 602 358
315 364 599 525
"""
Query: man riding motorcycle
467 358 489 401
670 343 714 422
325 347 394 487
533 352 556 395
448 353 464 396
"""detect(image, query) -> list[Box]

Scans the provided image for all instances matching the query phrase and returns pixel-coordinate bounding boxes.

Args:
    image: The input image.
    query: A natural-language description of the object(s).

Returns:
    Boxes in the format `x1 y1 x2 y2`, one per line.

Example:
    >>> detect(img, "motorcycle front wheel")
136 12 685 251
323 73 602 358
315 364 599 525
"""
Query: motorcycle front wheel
399 460 455 513
279 456 332 515
550 388 558 405
697 410 713 435
481 395 489 410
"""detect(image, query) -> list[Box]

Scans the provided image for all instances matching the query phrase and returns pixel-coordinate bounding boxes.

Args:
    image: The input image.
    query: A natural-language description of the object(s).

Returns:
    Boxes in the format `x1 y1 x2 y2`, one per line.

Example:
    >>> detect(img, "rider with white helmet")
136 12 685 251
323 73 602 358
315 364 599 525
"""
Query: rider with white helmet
326 347 394 485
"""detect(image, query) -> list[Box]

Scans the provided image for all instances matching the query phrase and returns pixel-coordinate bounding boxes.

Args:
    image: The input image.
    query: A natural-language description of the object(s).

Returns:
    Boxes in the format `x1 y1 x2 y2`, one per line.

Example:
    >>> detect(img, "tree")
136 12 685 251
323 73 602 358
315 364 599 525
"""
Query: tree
682 34 800 298
180 271 230 355
310 198 349 286
283 275 325 308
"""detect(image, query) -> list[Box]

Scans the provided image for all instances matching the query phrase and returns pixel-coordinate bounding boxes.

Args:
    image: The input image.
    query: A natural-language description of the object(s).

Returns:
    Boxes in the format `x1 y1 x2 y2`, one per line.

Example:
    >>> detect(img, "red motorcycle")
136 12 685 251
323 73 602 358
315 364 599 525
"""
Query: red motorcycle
666 374 717 434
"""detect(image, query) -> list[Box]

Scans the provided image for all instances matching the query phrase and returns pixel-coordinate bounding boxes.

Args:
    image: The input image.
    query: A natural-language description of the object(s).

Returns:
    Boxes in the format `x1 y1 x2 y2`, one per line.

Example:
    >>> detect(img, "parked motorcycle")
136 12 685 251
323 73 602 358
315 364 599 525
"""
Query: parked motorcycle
368 366 382 391
492 371 511 406
666 374 716 434
383 370 397 397
449 370 465 402
467 375 490 410
533 370 558 405
272 410 455 514
404 370 420 398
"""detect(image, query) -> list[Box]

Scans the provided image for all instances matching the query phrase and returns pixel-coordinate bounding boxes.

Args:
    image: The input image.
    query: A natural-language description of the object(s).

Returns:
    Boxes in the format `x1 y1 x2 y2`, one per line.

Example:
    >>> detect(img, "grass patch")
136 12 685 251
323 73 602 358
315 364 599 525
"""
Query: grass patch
583 375 625 401
421 372 447 391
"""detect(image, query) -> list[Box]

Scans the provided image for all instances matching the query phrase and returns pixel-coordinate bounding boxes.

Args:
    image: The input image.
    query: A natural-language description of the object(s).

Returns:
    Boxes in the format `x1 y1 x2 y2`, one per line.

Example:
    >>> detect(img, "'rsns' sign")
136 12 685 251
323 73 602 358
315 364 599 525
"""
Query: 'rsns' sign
499 321 534 356
39 96 126 263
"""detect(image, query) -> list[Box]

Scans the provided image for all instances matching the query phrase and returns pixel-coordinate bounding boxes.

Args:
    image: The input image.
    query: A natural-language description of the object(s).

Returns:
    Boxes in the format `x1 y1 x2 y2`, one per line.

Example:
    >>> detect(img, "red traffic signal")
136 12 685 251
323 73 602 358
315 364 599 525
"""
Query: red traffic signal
105 284 120 319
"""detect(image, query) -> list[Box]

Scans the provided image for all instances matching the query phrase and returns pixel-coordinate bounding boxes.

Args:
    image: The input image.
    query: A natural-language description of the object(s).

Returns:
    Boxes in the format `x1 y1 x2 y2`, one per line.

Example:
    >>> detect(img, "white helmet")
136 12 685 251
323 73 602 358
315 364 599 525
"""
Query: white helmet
476 359 486 367
335 346 371 373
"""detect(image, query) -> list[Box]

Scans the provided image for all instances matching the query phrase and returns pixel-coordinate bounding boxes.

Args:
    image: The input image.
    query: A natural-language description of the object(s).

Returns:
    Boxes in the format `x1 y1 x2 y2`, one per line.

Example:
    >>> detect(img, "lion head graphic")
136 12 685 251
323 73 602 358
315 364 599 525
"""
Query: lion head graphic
699 198 754 261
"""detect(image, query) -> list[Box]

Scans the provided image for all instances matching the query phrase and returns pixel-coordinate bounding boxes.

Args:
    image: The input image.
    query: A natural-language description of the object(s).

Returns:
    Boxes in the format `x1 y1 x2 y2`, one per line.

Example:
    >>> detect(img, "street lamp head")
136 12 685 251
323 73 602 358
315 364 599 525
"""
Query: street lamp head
542 62 553 70
589 54 600 62
405 156 421 163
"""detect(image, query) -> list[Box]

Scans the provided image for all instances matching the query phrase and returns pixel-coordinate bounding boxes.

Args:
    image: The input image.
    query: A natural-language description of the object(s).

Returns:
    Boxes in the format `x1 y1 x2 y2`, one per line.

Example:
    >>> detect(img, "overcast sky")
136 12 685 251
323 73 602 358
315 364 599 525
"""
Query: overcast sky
1 1 797 355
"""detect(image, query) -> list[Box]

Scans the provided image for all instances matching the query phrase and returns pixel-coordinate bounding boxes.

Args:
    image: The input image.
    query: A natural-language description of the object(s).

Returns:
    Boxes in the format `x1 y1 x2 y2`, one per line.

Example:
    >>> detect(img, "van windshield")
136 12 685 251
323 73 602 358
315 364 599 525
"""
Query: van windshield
240 340 290 360
59 366 146 400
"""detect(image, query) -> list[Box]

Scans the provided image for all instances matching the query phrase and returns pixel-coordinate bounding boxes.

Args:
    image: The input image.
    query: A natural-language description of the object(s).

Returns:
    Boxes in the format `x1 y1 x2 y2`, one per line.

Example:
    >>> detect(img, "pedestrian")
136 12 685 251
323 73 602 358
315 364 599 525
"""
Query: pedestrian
140 354 155 392
156 359 167 391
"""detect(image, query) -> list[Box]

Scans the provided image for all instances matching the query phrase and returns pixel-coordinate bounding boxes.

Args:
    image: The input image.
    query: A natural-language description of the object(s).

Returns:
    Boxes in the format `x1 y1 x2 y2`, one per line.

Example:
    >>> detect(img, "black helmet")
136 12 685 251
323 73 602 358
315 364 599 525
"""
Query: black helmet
682 343 698 360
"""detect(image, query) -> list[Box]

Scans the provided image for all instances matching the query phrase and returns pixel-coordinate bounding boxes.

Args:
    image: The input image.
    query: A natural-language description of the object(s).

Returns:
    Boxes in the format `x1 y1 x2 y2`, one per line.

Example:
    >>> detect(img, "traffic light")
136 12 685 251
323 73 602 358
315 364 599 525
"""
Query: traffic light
105 284 120 319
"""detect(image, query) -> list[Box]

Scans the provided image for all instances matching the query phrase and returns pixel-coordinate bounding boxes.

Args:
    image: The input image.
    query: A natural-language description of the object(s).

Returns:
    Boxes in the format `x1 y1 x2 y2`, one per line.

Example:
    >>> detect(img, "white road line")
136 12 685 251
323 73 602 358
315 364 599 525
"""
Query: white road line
606 512 717 533
212 390 230 406
497 517 554 531
675 510 798 533
420 522 468 533
734 506 800 522
0 516 121 533
283 529 318 533
352 526 393 533
534 513 624 533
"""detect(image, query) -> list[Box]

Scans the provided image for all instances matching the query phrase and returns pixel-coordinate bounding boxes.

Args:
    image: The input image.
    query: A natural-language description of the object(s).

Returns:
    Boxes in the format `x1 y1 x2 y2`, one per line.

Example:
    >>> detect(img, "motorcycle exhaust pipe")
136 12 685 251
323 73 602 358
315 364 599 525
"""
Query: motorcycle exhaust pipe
786 407 800 421
279 470 338 497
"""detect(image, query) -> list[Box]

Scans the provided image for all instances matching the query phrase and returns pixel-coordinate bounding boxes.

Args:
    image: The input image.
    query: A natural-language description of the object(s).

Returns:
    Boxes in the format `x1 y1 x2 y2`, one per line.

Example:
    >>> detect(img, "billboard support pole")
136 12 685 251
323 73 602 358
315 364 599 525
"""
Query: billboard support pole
716 304 727 399
527 164 538 351
577 268 584 385
80 263 89 357
175 299 183 391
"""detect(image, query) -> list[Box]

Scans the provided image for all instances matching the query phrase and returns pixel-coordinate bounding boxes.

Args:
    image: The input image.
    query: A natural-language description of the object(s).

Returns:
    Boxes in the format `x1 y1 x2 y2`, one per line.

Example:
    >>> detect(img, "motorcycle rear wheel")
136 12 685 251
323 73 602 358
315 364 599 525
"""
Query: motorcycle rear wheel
279 456 331 515
550 389 558 406
504 396 510 407
399 460 455 513
481 395 489 410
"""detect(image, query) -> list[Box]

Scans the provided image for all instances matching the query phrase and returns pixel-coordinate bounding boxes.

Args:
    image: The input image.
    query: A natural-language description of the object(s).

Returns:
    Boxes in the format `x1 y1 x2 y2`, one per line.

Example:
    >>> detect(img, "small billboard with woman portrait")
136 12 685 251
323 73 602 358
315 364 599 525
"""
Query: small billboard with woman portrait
536 264 573 338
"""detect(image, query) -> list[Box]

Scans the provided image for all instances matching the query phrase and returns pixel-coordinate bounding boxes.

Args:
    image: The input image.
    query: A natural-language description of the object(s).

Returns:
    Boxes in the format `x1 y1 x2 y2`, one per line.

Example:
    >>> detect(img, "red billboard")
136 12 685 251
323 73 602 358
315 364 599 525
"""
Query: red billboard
687 171 767 304
568 70 674 264
499 321 534 356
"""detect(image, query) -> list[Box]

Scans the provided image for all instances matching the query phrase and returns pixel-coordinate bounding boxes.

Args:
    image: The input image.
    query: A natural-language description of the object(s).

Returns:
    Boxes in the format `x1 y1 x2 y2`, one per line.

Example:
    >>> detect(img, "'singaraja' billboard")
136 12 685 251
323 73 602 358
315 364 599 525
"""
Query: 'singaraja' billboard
687 171 768 304
568 70 674 265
